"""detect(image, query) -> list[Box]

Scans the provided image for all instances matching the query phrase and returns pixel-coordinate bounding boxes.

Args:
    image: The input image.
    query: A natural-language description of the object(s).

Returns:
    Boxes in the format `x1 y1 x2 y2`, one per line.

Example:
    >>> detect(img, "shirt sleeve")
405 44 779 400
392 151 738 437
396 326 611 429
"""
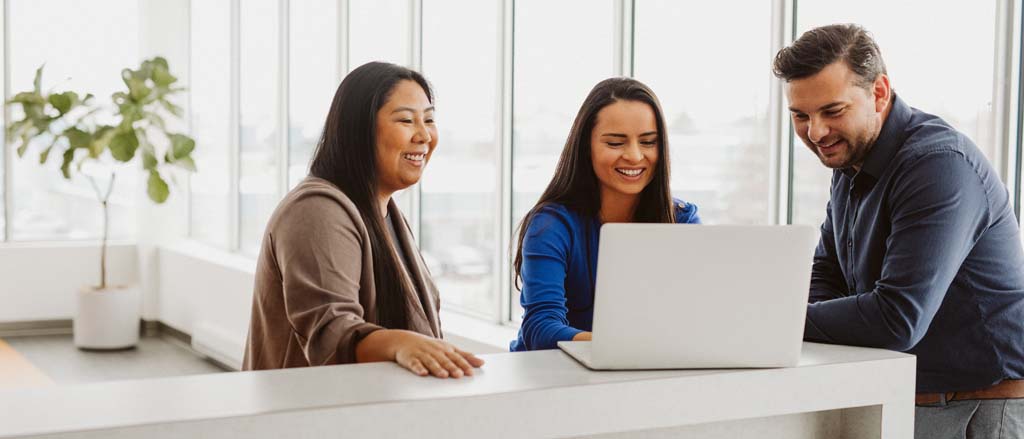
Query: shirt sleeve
808 199 849 303
518 209 583 350
675 200 702 224
804 151 990 350
272 194 383 365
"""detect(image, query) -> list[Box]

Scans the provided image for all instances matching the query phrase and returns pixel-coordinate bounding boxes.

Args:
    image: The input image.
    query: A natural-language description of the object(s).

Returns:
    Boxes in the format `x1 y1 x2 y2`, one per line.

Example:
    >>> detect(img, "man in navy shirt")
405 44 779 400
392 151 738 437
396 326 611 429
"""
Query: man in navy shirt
774 24 1024 438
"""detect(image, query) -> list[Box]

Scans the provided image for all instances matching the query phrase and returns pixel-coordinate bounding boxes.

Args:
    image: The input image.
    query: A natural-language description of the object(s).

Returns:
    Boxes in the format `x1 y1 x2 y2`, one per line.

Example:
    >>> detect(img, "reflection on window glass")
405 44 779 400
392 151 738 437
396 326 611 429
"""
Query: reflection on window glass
511 0 616 320
348 0 411 69
239 0 280 256
791 1 998 226
289 0 338 188
634 0 773 225
421 0 501 318
8 0 138 241
190 0 232 249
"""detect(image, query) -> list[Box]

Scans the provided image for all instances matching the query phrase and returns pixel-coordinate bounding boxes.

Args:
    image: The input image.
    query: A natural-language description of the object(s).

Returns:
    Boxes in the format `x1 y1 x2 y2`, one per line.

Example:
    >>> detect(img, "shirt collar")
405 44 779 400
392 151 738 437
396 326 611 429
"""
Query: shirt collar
848 93 912 179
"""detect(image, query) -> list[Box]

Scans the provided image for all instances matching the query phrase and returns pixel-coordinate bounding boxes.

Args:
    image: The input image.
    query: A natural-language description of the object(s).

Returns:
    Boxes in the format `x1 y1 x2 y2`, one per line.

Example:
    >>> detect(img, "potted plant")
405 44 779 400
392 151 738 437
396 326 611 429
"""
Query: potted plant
6 57 196 349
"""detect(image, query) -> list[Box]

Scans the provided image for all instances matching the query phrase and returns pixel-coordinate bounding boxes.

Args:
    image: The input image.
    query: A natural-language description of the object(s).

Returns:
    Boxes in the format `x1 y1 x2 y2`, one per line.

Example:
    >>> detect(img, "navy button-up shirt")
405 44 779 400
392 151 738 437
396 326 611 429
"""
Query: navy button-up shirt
804 95 1024 393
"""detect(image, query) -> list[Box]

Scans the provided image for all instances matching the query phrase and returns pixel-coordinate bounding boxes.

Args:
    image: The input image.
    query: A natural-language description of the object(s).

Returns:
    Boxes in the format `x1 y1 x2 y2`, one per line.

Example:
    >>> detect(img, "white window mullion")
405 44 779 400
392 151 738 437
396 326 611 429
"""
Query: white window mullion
613 0 634 78
183 0 194 239
278 0 290 196
769 0 795 225
499 0 515 324
229 0 241 251
337 0 349 79
994 0 1023 219
2 0 10 241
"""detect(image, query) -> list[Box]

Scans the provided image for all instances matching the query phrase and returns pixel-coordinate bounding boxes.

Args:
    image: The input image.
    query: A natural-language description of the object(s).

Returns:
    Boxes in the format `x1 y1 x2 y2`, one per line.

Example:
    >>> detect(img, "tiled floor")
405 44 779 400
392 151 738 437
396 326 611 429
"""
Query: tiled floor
1 334 227 387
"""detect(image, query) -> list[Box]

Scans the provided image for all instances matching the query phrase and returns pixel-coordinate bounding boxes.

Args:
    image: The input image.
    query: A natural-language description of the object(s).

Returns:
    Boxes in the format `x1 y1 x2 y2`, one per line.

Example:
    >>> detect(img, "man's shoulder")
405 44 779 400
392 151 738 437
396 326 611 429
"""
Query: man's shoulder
898 108 977 162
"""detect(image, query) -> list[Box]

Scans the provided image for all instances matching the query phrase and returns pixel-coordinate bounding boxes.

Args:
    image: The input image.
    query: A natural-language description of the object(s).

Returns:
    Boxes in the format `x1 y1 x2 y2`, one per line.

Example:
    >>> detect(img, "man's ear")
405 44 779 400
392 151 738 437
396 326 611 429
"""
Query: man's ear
873 74 891 113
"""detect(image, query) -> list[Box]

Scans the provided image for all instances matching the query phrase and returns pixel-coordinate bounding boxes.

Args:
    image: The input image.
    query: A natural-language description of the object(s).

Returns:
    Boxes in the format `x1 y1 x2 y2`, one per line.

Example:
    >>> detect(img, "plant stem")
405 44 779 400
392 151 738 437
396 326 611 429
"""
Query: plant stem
87 173 116 290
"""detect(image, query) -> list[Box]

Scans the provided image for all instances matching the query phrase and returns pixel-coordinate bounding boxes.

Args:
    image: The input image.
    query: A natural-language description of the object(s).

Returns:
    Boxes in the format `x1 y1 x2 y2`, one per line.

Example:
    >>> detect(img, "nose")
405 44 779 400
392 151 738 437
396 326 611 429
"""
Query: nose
413 120 432 144
623 141 643 162
807 117 829 144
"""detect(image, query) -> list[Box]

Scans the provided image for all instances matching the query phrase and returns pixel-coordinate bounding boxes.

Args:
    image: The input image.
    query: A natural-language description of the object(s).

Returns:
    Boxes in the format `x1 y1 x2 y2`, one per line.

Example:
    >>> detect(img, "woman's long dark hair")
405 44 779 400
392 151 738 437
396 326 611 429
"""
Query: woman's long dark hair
309 61 433 330
513 77 674 289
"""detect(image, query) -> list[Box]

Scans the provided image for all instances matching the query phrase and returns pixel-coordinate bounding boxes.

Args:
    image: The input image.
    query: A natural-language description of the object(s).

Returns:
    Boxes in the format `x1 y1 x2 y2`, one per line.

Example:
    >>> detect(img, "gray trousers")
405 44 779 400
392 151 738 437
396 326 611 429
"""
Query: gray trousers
915 398 1024 439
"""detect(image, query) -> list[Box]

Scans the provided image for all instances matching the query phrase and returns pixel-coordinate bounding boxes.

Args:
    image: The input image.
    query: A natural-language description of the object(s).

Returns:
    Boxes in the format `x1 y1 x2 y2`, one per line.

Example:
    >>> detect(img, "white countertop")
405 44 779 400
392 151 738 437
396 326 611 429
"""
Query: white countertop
0 342 915 439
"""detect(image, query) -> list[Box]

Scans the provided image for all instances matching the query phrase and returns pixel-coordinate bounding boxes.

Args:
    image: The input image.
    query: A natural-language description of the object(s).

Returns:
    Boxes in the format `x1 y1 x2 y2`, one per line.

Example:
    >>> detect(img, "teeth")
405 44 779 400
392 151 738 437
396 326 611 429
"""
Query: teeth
403 153 425 161
616 168 643 177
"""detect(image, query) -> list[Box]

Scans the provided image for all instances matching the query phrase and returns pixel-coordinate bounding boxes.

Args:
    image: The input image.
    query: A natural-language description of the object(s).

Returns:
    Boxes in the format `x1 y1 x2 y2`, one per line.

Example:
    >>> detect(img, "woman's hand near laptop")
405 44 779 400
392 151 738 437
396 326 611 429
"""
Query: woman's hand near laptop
573 332 592 341
356 329 485 378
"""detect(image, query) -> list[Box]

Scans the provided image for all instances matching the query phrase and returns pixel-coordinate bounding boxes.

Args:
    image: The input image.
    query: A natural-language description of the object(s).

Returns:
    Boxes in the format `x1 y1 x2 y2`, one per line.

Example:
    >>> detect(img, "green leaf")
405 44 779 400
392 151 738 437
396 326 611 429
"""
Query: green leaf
16 140 29 158
10 91 45 105
158 98 183 117
152 65 177 88
6 119 29 144
39 136 61 164
64 127 92 149
147 170 169 203
174 155 197 172
122 68 151 101
169 134 195 160
60 148 74 179
150 57 169 70
32 65 43 94
142 149 157 170
108 130 139 162
89 126 115 158
48 92 73 115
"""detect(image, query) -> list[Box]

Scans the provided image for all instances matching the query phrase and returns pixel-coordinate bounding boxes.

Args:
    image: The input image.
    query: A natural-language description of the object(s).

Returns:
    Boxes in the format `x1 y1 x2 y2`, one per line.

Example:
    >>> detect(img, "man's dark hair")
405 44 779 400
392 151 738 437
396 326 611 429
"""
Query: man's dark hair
773 23 887 89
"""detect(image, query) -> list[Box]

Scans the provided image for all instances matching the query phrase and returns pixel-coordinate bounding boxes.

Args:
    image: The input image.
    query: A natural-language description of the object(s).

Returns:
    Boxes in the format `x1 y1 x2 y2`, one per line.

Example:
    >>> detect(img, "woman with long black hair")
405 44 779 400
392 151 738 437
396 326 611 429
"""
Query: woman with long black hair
510 77 700 351
244 62 483 378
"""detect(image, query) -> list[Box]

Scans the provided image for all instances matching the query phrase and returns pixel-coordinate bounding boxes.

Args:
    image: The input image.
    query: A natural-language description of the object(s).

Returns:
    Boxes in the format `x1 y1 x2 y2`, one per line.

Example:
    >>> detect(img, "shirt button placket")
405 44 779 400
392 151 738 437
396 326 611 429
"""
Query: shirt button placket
847 185 857 287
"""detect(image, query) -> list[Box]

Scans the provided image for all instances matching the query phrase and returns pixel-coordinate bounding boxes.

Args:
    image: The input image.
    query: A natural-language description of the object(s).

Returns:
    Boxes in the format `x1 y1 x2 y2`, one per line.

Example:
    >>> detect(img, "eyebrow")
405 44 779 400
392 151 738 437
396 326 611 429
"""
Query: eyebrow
391 106 435 114
600 131 659 138
789 102 844 113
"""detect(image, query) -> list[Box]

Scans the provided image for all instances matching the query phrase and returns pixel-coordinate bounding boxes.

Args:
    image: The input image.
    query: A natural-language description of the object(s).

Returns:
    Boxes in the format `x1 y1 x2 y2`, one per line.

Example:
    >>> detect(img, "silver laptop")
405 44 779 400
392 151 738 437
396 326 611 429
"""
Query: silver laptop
558 224 817 370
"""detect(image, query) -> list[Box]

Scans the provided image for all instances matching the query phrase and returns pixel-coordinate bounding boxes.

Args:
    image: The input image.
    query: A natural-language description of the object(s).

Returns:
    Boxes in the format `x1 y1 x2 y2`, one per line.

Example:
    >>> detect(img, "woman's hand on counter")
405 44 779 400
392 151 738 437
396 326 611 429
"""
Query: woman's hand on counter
357 329 485 378
572 332 592 341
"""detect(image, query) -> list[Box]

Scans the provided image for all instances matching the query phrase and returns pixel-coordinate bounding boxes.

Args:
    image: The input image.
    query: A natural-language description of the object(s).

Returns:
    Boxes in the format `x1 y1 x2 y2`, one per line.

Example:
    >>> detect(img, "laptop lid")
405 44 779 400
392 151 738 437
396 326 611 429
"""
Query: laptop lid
589 224 817 369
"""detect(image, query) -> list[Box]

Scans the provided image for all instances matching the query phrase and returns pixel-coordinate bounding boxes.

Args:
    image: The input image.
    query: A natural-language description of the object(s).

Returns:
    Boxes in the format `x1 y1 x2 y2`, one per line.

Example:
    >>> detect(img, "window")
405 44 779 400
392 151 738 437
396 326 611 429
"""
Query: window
288 0 338 189
178 1 1021 327
7 0 139 241
511 0 617 320
420 0 502 318
791 1 999 226
189 0 233 249
347 0 412 69
238 0 281 256
634 0 774 225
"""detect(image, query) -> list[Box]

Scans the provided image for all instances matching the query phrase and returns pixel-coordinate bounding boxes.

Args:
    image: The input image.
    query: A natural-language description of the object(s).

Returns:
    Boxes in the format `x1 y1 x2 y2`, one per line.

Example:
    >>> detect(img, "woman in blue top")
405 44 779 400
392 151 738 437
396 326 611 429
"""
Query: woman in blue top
510 78 700 351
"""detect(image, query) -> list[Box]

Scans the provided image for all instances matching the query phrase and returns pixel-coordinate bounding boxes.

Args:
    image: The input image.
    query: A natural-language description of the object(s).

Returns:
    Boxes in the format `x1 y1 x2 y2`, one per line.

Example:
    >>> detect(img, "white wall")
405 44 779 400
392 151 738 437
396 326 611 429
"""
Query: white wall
156 241 511 369
0 242 137 322
157 241 254 367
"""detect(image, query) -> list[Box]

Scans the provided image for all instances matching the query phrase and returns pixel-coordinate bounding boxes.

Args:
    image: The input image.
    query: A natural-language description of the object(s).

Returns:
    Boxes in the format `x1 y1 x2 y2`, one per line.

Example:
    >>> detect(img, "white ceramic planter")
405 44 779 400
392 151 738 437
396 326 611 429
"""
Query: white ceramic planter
73 285 140 350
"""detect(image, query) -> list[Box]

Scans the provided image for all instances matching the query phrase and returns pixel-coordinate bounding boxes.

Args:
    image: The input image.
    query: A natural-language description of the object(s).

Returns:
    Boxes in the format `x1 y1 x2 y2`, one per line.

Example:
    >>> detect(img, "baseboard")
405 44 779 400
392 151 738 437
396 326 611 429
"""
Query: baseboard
0 319 183 339
0 319 73 337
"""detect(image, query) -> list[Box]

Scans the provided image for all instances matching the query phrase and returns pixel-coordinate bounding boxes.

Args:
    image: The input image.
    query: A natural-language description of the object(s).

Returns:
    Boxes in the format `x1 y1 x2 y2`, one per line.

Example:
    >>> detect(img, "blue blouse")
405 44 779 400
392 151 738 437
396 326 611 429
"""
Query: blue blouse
510 200 701 351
